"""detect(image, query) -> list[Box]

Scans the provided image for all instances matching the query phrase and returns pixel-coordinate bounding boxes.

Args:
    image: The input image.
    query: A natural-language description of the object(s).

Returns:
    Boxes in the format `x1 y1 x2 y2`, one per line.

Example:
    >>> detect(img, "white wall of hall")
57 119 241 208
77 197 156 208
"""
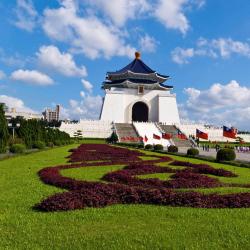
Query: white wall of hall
100 87 180 124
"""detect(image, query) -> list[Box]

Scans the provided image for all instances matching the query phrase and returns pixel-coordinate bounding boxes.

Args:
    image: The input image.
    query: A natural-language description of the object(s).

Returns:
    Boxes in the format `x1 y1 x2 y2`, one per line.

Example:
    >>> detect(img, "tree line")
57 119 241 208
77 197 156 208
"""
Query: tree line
0 104 70 153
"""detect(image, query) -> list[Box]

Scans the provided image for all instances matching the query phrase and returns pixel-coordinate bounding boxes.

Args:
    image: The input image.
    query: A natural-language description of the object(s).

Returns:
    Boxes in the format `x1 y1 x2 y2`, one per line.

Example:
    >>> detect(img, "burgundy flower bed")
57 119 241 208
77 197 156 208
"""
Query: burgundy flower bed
170 160 237 177
34 144 250 212
69 144 143 163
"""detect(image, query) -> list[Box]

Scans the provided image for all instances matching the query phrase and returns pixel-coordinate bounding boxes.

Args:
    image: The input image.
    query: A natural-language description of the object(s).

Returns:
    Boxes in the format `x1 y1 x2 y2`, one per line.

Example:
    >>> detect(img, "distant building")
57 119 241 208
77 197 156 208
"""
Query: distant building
43 105 60 122
2 104 42 120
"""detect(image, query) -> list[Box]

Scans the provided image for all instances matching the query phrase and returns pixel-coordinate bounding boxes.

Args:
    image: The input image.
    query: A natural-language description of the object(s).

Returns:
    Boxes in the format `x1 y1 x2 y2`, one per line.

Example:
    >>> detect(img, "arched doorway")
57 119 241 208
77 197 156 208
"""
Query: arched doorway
132 102 148 122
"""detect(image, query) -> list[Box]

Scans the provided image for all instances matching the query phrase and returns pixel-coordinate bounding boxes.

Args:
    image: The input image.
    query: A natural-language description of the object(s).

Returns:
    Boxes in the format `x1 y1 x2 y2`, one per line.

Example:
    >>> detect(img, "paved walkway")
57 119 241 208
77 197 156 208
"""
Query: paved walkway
178 147 250 162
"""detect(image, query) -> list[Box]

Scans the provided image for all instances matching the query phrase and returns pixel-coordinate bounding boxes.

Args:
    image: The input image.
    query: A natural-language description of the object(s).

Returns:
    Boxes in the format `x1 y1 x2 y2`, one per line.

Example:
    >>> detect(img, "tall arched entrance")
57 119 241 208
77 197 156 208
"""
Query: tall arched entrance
132 102 148 122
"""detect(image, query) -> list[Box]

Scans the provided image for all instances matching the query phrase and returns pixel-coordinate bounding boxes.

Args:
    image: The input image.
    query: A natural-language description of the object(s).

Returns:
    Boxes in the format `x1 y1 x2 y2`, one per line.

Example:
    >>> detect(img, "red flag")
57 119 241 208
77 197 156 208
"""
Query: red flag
162 133 172 139
139 136 143 142
144 135 148 142
223 126 237 139
177 134 186 140
196 129 208 140
153 134 161 140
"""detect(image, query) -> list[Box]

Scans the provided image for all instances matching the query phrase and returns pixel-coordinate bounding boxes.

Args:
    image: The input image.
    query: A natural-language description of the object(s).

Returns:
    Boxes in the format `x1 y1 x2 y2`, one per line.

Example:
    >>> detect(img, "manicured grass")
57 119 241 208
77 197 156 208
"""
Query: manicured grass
0 143 250 249
61 164 125 182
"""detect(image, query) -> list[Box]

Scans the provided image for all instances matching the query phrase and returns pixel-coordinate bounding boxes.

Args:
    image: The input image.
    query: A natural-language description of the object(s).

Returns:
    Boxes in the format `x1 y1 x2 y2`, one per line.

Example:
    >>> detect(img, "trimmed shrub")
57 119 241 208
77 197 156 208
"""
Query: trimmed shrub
47 142 54 148
145 144 153 150
168 145 178 153
137 144 144 149
154 144 164 151
33 141 46 149
106 132 118 144
187 148 199 156
216 148 236 162
240 163 250 169
54 140 62 146
9 144 26 154
8 137 24 146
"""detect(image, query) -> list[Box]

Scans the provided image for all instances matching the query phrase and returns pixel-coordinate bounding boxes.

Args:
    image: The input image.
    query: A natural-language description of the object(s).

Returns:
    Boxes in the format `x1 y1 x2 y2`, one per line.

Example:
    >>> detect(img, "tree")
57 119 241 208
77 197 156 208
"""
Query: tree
107 131 118 144
0 104 9 153
74 130 83 140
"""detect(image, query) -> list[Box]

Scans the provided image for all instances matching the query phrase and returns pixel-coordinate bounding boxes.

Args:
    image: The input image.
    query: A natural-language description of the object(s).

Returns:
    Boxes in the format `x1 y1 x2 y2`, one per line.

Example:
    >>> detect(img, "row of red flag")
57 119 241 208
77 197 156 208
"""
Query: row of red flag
121 133 187 142
196 126 238 140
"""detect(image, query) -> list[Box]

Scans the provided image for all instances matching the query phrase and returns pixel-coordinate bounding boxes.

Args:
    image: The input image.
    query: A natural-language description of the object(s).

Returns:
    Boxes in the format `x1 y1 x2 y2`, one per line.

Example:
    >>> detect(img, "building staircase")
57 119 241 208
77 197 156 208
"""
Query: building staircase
115 123 139 143
158 124 192 147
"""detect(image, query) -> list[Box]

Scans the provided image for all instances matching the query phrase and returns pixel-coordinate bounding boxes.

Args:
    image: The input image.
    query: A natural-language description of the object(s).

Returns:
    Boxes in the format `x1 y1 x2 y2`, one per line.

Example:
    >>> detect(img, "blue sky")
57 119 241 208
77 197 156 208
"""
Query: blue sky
1 0 250 129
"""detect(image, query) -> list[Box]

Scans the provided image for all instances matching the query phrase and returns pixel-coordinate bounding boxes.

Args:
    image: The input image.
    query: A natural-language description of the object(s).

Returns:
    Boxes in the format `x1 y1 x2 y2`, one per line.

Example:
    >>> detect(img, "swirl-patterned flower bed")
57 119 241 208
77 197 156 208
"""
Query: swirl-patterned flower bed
35 144 250 212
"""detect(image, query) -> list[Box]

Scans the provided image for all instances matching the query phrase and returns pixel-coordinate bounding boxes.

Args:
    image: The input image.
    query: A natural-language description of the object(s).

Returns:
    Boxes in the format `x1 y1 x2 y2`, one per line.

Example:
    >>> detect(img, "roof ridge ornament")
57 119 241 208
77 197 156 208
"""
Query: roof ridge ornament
135 51 141 59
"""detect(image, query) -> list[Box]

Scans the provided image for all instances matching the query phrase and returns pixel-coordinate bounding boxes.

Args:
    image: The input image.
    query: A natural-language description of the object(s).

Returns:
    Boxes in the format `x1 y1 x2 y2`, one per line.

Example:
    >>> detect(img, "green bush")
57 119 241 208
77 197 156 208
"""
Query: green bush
153 144 164 151
145 144 153 150
240 163 250 169
216 148 236 162
54 140 62 146
106 132 118 144
9 144 26 154
168 145 178 153
137 144 144 149
33 141 46 149
8 137 24 146
187 148 199 156
47 142 54 148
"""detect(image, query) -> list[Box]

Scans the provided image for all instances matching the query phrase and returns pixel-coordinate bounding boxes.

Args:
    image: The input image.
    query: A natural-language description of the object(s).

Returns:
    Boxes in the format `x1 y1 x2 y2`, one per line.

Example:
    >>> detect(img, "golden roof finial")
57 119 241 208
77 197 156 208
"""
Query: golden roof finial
135 51 141 59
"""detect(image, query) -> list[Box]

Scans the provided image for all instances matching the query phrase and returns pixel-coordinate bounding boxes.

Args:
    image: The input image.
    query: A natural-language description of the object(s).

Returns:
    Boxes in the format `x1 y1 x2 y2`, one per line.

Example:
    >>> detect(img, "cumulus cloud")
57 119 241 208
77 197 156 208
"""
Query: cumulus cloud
42 1 136 59
13 0 38 32
211 38 250 58
37 45 87 77
180 80 250 129
80 91 85 98
154 0 190 34
0 95 36 113
86 0 150 27
61 94 103 120
10 69 54 86
81 79 93 92
172 37 250 64
139 34 158 53
171 47 195 64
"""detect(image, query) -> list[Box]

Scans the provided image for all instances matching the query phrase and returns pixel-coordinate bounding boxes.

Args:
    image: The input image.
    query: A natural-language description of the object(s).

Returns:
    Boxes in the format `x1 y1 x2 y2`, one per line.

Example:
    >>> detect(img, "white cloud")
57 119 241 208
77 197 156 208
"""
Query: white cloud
13 0 38 32
81 79 93 92
37 45 87 77
61 94 103 120
211 38 250 58
80 91 85 98
139 34 158 53
42 1 136 59
154 0 189 34
181 80 250 129
0 70 6 80
10 69 54 86
172 37 250 64
0 95 36 113
86 0 150 27
171 47 194 64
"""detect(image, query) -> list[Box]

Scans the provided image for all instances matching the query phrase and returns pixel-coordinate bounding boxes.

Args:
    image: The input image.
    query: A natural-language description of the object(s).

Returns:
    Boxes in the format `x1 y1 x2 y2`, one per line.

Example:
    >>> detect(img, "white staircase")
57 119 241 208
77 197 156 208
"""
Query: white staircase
133 122 171 147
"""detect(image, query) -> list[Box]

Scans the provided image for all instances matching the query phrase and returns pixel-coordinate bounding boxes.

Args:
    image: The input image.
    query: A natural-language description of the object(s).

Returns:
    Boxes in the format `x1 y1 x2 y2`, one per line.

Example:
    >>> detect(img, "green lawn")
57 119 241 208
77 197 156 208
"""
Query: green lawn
1 142 250 249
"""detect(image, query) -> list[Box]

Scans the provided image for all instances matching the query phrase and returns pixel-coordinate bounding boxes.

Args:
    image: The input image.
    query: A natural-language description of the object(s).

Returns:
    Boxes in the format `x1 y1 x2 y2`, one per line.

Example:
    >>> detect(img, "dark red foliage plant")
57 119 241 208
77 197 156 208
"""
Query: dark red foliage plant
34 144 250 212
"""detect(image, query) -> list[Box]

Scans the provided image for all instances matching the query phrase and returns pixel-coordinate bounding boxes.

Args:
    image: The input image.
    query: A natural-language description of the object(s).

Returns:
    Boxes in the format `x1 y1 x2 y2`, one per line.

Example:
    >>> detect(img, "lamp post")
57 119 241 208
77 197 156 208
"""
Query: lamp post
8 123 20 139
